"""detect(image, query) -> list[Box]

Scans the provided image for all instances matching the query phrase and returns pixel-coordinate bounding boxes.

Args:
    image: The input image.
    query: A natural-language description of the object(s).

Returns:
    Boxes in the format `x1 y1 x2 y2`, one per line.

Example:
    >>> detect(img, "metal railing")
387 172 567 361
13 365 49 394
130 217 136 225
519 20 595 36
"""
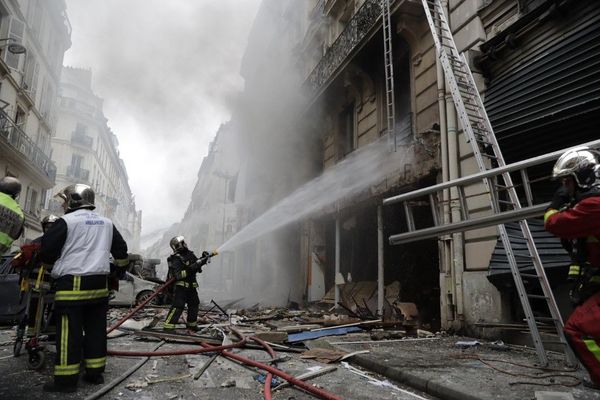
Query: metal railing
384 139 600 244
305 0 383 94
0 109 56 182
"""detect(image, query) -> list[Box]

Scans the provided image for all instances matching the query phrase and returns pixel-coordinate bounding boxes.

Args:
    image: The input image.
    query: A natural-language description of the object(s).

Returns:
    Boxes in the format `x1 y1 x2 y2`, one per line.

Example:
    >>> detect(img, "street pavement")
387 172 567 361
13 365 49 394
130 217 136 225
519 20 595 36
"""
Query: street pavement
3 308 600 400
324 333 600 400
0 327 435 400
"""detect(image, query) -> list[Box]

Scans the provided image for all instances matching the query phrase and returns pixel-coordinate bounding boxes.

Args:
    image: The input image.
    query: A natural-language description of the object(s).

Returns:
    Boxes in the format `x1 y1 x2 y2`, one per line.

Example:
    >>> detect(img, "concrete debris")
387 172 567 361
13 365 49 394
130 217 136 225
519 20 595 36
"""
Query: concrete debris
300 348 349 363
370 330 406 341
145 373 192 384
417 329 435 338
253 331 288 343
125 379 148 390
455 340 482 348
220 378 237 387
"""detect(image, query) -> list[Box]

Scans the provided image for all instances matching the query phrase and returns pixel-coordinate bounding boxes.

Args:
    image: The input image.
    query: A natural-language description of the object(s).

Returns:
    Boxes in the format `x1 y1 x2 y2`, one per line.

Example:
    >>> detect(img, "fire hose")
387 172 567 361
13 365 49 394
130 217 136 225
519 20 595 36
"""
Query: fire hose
107 251 218 334
107 329 342 400
105 252 342 400
107 277 176 334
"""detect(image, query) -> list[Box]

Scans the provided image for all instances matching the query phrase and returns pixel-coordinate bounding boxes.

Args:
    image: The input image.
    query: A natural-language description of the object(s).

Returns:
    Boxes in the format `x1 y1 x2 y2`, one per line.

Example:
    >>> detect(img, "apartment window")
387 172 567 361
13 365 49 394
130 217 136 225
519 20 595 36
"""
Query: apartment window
3 17 25 70
75 123 87 134
338 102 356 157
71 154 83 171
15 106 26 127
24 188 38 215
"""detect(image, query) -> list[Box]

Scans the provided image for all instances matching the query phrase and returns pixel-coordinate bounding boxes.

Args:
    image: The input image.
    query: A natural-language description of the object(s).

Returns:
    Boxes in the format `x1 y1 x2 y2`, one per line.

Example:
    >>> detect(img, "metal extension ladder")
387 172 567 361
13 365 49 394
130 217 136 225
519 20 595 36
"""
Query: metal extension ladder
387 0 577 366
382 0 396 151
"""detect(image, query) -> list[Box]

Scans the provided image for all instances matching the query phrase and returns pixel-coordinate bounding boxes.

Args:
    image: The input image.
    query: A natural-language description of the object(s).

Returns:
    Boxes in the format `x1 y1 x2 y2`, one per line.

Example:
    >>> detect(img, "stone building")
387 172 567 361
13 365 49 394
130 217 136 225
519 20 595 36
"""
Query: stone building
152 0 600 335
0 0 71 246
296 0 600 334
48 67 141 251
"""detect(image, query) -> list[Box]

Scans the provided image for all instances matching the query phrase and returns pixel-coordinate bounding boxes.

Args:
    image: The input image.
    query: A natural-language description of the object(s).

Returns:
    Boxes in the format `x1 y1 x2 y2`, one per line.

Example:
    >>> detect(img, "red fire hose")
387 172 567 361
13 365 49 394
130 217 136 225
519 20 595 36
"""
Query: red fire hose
107 277 176 334
108 327 342 400
246 330 277 400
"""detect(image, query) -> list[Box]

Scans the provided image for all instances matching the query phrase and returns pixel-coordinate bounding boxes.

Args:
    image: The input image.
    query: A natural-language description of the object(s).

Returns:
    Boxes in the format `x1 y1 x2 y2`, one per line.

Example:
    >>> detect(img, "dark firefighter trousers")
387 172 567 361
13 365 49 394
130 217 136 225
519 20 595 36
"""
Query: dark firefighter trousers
564 291 600 385
53 275 109 387
164 284 199 329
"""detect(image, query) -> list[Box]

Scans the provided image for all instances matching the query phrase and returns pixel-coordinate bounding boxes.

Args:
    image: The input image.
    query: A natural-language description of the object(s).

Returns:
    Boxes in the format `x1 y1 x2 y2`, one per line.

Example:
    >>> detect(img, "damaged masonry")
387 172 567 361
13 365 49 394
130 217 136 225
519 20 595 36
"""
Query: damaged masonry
1 0 600 399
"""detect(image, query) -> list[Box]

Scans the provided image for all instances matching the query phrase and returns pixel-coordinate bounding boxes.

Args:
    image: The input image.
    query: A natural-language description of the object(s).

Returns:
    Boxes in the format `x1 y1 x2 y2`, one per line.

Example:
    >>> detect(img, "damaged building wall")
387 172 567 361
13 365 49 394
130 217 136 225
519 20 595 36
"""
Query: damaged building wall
299 0 442 328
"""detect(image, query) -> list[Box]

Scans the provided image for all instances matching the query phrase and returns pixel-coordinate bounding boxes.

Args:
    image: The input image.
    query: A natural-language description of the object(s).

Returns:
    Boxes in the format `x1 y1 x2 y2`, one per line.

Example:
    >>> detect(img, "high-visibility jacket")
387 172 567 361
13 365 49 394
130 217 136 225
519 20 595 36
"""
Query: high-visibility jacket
40 208 128 303
0 192 24 254
544 194 600 267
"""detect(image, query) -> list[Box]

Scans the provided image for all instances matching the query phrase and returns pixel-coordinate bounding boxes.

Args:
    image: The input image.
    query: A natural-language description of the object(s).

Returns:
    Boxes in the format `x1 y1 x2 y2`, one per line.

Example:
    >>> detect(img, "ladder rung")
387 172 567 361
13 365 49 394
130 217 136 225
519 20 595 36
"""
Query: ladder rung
541 340 568 345
534 316 558 322
527 294 549 299
519 273 538 279
497 199 515 205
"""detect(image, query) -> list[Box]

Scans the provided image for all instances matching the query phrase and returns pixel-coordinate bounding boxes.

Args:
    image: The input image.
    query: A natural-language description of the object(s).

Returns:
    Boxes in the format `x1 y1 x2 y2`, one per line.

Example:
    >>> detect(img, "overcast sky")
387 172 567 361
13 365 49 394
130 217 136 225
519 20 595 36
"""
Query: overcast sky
63 0 262 236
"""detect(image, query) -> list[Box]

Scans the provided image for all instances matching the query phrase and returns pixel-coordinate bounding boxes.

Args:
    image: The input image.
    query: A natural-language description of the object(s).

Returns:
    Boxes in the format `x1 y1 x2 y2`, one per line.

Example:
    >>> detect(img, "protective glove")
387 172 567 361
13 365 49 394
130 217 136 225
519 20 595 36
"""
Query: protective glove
549 186 572 210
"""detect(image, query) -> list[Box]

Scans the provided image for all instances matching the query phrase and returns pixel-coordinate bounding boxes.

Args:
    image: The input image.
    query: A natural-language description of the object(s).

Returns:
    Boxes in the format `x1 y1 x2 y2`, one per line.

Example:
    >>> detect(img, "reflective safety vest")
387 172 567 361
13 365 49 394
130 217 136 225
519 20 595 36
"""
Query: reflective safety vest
0 192 24 254
51 209 113 278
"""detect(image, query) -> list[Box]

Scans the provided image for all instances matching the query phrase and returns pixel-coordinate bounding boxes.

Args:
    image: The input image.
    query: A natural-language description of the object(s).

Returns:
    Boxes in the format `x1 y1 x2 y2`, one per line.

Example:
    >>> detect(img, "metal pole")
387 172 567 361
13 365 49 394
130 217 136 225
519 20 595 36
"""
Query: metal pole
220 178 227 281
377 205 384 316
335 216 340 309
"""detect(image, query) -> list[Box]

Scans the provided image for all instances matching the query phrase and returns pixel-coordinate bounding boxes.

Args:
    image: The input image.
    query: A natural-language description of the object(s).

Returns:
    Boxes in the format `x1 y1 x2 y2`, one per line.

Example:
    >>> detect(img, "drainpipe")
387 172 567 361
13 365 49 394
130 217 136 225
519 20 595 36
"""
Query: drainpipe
436 28 455 322
377 204 384 316
443 0 465 322
335 215 340 309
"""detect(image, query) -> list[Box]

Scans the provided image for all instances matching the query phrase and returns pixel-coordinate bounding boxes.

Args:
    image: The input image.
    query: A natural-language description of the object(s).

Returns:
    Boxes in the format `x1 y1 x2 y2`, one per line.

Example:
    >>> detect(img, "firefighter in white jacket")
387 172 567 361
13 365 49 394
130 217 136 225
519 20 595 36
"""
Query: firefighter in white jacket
40 184 128 393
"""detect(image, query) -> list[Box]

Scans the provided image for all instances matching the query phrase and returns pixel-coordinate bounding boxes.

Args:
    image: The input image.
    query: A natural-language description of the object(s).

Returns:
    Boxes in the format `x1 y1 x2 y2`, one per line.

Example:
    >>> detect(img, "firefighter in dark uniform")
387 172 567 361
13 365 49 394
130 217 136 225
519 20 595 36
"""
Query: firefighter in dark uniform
544 146 600 389
40 184 129 393
163 236 211 331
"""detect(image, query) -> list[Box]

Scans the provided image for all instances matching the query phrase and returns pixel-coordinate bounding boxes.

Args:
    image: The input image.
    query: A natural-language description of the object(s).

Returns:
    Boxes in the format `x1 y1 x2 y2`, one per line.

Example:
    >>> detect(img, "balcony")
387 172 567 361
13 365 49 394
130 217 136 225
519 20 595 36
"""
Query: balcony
305 0 383 96
0 108 56 184
71 131 94 148
66 165 90 181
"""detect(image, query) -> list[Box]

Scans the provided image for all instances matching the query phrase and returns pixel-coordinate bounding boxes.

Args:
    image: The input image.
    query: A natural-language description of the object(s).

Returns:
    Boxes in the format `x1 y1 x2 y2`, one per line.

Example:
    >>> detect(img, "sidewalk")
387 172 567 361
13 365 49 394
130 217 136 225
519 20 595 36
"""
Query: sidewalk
318 333 600 400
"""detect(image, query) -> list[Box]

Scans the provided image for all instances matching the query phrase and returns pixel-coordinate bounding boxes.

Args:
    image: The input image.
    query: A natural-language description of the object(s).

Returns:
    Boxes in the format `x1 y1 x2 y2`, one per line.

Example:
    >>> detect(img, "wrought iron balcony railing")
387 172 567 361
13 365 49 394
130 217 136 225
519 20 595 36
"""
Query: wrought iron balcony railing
0 108 56 183
305 0 383 95
66 165 90 181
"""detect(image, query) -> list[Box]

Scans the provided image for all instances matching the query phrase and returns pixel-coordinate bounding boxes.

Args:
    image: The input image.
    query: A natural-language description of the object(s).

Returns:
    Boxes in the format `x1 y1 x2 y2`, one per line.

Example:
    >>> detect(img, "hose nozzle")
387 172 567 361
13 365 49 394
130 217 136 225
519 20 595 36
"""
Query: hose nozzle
211 251 219 257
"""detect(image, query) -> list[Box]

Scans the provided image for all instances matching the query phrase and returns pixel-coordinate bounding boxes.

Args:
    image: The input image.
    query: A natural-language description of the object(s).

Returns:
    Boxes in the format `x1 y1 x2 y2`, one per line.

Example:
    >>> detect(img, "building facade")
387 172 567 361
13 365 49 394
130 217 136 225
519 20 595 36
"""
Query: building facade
297 0 599 334
48 67 141 251
0 0 71 247
150 0 600 336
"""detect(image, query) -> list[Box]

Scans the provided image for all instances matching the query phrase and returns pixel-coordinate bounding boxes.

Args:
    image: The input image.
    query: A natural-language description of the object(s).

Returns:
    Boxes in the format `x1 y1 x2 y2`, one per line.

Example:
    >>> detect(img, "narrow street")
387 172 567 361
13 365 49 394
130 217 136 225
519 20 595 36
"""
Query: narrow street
0 310 435 400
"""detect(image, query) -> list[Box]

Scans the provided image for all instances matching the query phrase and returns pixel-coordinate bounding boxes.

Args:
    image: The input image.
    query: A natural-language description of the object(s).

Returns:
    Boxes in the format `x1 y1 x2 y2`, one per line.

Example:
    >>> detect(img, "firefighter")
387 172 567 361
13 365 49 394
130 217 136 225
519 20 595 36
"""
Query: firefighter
0 176 24 255
163 236 210 331
40 184 128 393
544 146 600 389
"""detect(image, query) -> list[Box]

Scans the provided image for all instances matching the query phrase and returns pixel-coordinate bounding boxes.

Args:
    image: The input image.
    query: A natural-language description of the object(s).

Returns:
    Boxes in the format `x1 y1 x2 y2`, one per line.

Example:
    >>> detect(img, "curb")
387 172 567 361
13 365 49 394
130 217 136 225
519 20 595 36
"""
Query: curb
350 354 483 400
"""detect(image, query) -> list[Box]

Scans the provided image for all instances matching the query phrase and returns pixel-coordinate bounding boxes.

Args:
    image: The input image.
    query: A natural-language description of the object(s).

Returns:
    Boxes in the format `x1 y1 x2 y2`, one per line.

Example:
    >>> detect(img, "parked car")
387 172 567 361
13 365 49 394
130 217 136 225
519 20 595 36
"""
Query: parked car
109 272 161 306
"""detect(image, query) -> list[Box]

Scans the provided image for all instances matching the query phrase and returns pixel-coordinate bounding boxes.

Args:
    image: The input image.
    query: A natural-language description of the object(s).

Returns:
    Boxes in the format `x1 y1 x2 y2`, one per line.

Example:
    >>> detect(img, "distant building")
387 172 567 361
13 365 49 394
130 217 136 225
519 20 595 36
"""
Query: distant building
0 0 71 247
48 67 141 251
